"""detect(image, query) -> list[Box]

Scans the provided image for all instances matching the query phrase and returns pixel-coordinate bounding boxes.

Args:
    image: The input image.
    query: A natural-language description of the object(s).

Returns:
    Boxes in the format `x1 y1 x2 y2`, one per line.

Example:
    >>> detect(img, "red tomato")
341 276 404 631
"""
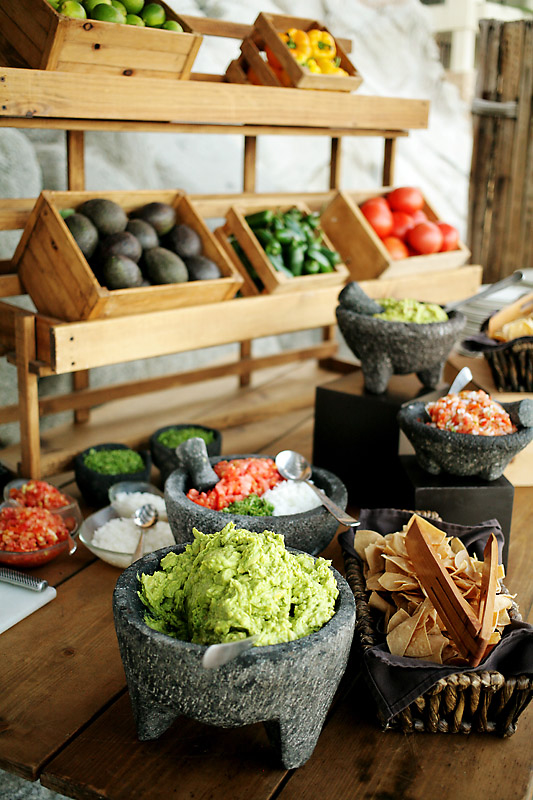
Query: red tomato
360 197 393 238
407 221 444 255
411 209 428 225
387 187 424 214
390 211 413 240
437 221 460 252
382 236 409 260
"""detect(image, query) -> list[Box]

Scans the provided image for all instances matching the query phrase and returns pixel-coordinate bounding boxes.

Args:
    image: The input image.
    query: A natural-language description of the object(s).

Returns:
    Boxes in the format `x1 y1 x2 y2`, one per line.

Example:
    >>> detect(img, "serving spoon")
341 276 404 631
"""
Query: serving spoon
202 634 259 669
131 503 159 564
275 450 359 528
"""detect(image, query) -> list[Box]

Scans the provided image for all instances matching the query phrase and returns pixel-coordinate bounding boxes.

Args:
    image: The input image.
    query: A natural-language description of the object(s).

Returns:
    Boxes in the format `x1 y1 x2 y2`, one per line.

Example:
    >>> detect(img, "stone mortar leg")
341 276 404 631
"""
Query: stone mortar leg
416 362 444 390
362 355 393 394
129 682 181 741
263 705 327 769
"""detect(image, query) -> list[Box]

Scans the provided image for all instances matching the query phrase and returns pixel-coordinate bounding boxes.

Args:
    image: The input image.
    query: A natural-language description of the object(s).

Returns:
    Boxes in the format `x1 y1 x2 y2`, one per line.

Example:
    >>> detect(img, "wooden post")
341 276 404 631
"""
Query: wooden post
72 370 90 424
239 340 252 387
329 137 341 189
15 313 41 478
243 136 257 192
382 137 396 186
66 130 85 191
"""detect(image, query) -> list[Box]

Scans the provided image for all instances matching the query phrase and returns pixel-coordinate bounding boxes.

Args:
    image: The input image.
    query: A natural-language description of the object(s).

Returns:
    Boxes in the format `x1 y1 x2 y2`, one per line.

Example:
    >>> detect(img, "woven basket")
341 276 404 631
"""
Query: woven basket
343 547 533 737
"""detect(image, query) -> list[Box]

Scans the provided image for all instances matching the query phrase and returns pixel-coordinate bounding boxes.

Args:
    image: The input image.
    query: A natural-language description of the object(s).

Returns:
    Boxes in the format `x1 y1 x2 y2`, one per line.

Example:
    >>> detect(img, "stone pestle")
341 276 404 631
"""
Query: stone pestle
174 437 219 492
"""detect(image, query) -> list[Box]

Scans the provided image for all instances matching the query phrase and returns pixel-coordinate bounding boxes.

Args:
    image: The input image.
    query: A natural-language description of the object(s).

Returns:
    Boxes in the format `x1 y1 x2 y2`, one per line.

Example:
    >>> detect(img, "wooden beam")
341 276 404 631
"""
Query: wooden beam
66 130 85 191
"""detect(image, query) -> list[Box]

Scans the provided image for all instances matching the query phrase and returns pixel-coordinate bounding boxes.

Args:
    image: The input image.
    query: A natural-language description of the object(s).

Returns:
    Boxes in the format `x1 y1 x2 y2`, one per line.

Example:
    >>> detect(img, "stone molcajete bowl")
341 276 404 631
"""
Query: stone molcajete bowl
335 282 466 394
398 398 533 481
164 453 348 556
112 544 356 769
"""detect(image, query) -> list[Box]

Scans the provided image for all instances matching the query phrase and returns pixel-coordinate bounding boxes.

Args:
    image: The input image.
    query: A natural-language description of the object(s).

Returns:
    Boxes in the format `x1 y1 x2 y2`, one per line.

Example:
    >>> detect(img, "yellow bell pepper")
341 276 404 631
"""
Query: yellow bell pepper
305 58 321 74
308 29 336 60
315 56 348 76
285 28 312 65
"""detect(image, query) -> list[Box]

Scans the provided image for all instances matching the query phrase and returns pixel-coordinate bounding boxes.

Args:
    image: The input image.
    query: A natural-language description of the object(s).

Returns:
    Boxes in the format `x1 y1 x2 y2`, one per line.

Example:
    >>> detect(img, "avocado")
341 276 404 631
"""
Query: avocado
165 223 203 258
126 218 159 250
99 231 142 263
100 254 144 289
77 198 128 236
184 254 222 281
133 202 176 236
64 212 99 259
143 247 188 284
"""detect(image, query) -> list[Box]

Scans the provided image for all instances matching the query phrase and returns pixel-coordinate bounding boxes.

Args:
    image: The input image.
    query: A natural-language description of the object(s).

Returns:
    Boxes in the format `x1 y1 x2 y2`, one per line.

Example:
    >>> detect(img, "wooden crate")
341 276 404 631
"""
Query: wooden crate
12 190 243 321
225 12 362 92
320 189 471 282
0 0 202 80
216 201 349 296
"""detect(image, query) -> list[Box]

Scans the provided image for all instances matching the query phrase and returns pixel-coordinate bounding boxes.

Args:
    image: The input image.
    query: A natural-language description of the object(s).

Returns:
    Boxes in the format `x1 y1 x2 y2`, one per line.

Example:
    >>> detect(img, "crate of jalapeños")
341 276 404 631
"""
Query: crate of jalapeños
216 203 349 295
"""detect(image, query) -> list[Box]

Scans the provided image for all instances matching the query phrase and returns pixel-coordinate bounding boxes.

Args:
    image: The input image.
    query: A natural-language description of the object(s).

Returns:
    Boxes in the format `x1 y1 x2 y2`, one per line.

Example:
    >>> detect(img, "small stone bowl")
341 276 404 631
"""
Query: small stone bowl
164 454 348 556
112 544 355 769
336 305 466 394
397 400 533 481
74 443 152 508
149 424 222 482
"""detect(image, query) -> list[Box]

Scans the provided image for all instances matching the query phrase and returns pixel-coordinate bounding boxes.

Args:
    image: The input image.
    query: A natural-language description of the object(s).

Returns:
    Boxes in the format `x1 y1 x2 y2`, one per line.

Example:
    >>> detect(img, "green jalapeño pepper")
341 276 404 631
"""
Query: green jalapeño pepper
287 242 307 276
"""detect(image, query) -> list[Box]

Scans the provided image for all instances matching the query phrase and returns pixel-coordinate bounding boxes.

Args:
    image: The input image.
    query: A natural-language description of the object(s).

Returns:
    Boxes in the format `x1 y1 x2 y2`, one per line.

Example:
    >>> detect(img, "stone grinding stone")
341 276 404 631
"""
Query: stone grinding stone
397 400 533 481
112 544 356 770
174 437 220 492
164 454 348 555
336 305 466 395
338 282 384 315
150 425 222 483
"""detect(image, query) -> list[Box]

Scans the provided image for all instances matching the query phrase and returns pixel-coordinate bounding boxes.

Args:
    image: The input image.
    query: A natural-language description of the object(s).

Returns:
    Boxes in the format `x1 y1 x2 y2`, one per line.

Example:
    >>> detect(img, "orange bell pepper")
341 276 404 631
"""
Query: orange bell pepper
265 32 289 71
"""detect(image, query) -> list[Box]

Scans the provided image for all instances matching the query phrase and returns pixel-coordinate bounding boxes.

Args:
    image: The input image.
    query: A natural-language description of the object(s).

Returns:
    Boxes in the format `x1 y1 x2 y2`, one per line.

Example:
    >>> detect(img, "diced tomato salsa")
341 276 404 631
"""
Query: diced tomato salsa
0 506 69 552
426 390 516 436
187 457 284 510
9 479 70 510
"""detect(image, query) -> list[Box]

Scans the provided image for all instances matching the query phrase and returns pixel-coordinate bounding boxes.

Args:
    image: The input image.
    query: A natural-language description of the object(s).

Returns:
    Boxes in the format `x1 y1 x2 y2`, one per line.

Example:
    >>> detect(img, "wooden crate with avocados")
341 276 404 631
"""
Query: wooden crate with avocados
0 0 202 80
12 190 243 321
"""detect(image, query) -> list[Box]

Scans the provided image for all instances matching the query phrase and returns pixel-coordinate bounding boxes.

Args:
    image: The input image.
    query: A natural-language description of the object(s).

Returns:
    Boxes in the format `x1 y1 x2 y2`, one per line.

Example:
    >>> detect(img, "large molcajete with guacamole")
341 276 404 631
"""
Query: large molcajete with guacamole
112 535 356 769
335 285 466 394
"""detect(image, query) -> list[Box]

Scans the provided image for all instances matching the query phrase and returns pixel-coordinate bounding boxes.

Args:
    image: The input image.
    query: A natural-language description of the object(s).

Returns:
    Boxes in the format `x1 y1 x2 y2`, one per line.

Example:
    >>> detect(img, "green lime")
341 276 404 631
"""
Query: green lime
110 0 127 14
162 20 182 31
84 0 111 12
141 2 165 27
58 0 87 18
125 12 144 24
91 3 125 21
122 0 144 12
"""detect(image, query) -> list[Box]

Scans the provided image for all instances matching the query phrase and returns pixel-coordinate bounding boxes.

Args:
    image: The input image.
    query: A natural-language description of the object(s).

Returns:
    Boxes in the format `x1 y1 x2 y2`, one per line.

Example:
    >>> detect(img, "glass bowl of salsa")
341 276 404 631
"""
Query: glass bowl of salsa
0 501 79 568
4 479 83 535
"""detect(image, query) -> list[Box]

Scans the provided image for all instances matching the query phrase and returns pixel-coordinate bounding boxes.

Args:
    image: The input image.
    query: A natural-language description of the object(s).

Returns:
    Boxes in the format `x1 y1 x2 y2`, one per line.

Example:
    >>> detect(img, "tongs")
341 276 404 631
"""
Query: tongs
405 515 498 667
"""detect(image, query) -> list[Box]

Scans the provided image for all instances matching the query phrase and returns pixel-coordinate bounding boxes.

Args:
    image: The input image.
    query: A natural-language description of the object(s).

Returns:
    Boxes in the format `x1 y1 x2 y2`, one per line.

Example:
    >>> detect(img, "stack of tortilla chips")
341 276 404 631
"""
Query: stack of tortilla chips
354 525 515 665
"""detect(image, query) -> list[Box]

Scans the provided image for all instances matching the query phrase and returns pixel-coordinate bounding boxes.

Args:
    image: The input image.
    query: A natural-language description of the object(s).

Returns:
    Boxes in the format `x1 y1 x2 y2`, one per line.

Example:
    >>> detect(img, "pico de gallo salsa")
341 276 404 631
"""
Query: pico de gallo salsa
0 506 70 552
8 479 70 510
426 390 516 436
187 457 284 511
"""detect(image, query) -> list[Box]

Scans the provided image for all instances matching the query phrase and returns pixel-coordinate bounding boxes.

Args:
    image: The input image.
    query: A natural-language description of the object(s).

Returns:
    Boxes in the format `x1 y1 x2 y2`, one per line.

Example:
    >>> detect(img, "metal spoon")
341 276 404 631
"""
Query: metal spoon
202 635 258 669
443 270 524 313
131 504 159 564
275 450 359 528
447 366 473 395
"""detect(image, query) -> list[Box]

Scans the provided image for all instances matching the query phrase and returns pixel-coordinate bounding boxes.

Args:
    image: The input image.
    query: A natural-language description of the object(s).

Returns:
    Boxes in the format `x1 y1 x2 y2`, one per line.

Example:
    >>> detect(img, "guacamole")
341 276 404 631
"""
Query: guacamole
138 522 338 646
373 297 448 324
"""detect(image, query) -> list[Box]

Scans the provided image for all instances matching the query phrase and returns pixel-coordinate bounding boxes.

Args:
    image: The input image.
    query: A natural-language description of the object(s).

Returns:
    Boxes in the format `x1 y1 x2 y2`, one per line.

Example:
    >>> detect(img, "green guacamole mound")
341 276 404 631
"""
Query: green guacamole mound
373 297 448 324
137 522 339 647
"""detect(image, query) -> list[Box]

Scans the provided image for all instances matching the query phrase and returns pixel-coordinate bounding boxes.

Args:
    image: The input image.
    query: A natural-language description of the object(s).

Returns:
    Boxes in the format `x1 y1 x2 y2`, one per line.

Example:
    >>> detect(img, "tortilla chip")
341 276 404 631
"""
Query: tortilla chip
353 529 385 560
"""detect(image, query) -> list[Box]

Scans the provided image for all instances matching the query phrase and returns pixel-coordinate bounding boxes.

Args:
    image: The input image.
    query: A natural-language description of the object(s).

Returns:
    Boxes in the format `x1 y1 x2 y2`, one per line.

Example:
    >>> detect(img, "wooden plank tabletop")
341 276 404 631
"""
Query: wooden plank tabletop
0 360 532 800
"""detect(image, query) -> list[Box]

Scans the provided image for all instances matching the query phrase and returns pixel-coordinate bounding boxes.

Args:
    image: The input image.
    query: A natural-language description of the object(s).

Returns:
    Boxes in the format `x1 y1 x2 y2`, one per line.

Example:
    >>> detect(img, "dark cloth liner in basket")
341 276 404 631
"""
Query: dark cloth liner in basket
462 329 533 393
340 508 533 735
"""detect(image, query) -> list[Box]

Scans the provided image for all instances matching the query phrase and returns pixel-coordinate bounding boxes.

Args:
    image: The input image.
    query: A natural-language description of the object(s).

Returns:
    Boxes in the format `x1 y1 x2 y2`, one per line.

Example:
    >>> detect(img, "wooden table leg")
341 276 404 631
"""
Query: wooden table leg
72 370 90 424
382 137 397 185
66 130 86 191
243 136 257 193
15 313 41 478
330 137 341 189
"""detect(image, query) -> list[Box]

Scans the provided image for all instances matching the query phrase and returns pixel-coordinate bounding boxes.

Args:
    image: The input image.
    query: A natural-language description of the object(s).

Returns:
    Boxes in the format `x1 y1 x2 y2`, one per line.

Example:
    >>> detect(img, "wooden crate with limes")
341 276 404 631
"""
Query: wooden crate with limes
0 0 202 80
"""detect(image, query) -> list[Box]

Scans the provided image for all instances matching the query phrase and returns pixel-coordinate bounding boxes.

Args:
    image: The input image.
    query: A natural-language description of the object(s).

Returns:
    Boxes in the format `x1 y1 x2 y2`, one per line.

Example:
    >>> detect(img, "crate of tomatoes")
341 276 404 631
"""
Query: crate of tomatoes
320 187 471 281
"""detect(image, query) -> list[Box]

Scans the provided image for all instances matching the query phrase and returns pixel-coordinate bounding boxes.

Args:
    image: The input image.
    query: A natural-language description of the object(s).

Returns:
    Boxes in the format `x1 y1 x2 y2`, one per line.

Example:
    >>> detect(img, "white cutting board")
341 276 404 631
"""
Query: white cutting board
0 581 57 634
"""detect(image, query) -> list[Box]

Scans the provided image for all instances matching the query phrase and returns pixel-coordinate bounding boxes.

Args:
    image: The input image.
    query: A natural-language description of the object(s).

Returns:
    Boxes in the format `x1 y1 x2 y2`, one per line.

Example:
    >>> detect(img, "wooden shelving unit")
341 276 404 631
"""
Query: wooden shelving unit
0 21 481 477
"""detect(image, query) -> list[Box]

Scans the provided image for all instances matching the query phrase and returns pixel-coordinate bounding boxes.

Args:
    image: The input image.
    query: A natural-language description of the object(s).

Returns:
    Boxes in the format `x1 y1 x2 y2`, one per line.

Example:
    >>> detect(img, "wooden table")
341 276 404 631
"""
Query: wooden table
1 360 532 800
